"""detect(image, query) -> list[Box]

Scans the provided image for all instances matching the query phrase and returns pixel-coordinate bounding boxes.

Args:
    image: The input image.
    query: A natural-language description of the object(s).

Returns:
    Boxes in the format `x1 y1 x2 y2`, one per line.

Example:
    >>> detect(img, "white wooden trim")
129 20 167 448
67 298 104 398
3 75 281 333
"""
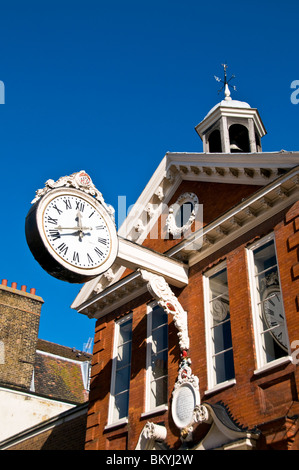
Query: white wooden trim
116 238 188 287
144 302 154 414
144 302 168 414
203 261 232 390
246 233 290 369
107 313 132 426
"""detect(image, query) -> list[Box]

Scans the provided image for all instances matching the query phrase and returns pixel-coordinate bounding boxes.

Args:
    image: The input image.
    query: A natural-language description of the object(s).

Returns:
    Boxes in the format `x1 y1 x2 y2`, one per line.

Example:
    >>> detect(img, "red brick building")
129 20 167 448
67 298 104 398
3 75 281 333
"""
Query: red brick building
72 87 299 450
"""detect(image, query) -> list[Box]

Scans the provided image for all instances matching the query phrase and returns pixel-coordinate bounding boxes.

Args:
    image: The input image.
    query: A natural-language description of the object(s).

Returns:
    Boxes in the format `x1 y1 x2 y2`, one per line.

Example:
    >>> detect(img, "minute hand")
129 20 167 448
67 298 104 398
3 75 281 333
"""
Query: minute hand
57 226 92 231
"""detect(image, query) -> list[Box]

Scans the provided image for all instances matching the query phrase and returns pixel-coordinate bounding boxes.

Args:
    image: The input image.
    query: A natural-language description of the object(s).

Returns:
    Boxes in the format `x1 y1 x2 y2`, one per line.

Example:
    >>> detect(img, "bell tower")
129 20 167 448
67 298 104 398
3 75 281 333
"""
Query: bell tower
195 65 266 154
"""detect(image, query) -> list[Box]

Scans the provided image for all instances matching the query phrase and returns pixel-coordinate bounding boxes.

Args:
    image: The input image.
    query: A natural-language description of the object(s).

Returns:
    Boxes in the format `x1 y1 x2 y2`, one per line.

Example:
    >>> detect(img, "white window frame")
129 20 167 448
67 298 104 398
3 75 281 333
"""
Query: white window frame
143 301 168 416
203 261 235 392
247 233 291 372
107 313 132 428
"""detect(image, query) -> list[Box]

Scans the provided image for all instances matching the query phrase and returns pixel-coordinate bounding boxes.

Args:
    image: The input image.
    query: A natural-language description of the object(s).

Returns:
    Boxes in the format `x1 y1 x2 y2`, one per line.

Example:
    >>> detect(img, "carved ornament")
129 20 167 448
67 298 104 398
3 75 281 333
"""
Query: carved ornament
166 192 199 237
139 269 189 351
31 170 115 221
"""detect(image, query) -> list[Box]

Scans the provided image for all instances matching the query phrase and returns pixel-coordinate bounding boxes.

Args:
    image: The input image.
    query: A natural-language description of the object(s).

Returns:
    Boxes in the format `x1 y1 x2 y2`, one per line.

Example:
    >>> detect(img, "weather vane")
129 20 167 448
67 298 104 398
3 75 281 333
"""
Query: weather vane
214 63 236 98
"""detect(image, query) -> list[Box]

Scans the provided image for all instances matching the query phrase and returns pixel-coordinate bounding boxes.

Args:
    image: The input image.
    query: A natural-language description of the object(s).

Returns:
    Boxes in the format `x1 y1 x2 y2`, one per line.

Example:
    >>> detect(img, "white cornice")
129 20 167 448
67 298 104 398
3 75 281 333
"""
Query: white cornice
74 238 189 317
71 236 188 311
76 271 147 319
168 165 299 265
116 237 188 287
118 155 169 238
166 151 299 167
72 151 299 311
195 105 267 138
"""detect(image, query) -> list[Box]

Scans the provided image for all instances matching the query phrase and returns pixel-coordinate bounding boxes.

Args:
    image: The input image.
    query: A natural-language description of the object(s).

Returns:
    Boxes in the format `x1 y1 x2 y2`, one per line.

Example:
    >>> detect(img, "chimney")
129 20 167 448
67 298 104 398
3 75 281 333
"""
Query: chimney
0 278 43 390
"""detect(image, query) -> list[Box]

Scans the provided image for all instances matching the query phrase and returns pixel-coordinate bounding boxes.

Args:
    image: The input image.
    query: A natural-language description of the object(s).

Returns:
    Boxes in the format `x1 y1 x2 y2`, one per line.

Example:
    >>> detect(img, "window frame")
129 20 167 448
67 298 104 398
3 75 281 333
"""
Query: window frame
107 313 133 427
144 301 168 416
203 261 235 392
246 232 291 371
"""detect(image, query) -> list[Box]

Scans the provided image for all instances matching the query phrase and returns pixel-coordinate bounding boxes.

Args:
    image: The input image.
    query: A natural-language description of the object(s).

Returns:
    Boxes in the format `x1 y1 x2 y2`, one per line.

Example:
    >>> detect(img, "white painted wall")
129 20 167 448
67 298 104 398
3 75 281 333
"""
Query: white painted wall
0 387 74 441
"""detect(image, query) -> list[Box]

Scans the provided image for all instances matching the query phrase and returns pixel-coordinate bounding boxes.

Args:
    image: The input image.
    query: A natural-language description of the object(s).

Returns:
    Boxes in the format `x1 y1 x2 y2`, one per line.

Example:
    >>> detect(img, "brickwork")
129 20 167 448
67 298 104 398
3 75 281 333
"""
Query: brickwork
5 410 87 450
85 197 299 450
0 281 43 390
76 152 299 454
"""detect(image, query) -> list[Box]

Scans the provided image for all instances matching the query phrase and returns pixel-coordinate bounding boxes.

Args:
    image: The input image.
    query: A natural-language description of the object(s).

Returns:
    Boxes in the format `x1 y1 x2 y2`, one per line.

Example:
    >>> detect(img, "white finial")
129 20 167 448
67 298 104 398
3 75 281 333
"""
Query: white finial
224 83 232 101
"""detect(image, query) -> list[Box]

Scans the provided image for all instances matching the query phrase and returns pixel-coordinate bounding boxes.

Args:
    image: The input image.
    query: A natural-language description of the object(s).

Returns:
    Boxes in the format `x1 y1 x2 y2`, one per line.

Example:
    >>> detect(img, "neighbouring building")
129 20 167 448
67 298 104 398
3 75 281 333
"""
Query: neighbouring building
0 279 91 450
71 82 299 451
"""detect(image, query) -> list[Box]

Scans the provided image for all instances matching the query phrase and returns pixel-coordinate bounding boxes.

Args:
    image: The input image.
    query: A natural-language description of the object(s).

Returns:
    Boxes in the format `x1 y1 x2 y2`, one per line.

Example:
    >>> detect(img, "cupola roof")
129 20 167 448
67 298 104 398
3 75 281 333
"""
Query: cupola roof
195 66 266 153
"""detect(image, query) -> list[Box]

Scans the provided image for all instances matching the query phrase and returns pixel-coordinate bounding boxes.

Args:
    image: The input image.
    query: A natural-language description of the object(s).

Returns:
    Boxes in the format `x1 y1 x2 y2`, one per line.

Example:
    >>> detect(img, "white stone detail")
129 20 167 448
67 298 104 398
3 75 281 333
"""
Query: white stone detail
166 192 199 237
103 268 115 282
134 219 145 233
135 422 167 450
31 170 115 221
193 404 210 424
139 270 189 350
145 203 156 218
154 186 164 201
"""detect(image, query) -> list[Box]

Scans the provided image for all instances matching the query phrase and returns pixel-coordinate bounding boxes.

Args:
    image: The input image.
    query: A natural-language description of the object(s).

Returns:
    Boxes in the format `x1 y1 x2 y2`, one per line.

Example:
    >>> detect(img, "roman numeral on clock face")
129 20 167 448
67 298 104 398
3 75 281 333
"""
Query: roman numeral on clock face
42 192 114 272
94 247 103 257
47 215 58 225
63 198 72 210
52 204 63 215
49 229 61 241
73 251 80 263
76 201 85 212
57 243 68 255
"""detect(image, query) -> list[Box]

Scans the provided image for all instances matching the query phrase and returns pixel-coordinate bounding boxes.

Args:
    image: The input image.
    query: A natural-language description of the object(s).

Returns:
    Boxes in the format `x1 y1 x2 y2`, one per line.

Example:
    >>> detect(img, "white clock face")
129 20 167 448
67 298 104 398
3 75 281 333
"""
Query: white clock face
263 289 288 352
42 193 112 270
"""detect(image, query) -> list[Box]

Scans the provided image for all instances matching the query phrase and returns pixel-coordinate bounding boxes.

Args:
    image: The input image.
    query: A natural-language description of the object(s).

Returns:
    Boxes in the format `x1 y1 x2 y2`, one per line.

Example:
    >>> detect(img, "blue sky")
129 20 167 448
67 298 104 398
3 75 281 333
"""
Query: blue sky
0 0 298 351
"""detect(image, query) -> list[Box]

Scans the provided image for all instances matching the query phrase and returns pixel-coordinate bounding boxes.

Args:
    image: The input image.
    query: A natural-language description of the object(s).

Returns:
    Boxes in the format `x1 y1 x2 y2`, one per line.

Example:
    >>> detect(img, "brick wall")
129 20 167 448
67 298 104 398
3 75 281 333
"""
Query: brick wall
5 409 87 450
0 281 44 390
85 200 299 450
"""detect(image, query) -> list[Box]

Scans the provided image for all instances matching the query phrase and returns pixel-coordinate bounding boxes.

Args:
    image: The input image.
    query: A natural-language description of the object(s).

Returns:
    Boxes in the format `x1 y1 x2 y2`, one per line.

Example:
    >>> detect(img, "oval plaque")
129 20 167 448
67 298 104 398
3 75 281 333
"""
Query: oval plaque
171 382 199 429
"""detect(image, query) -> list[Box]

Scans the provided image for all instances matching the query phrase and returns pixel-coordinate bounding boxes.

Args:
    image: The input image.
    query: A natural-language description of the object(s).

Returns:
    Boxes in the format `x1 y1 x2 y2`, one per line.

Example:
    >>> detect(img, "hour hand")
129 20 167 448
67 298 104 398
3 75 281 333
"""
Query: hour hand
78 211 93 241
76 211 84 241
76 211 83 228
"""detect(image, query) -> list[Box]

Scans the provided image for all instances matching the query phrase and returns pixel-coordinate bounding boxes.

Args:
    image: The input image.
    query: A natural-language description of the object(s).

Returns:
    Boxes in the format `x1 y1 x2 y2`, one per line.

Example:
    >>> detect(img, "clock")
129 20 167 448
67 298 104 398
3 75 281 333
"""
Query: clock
25 186 118 283
262 287 288 352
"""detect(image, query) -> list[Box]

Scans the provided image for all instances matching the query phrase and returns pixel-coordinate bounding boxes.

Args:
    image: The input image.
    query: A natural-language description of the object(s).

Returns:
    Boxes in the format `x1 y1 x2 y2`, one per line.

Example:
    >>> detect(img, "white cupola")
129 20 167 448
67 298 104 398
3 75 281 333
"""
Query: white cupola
195 65 267 154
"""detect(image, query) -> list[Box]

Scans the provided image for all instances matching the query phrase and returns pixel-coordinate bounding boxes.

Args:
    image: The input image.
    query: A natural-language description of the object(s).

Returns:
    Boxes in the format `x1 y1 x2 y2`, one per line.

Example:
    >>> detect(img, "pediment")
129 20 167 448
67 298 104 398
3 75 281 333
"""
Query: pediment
191 402 260 451
118 151 299 249
72 151 299 312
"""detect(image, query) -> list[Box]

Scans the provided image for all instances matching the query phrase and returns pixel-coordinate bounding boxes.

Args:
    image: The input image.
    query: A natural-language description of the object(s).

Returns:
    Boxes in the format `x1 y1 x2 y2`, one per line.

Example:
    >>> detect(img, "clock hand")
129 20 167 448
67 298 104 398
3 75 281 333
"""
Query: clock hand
57 226 92 231
76 211 85 241
76 211 83 228
59 231 90 237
